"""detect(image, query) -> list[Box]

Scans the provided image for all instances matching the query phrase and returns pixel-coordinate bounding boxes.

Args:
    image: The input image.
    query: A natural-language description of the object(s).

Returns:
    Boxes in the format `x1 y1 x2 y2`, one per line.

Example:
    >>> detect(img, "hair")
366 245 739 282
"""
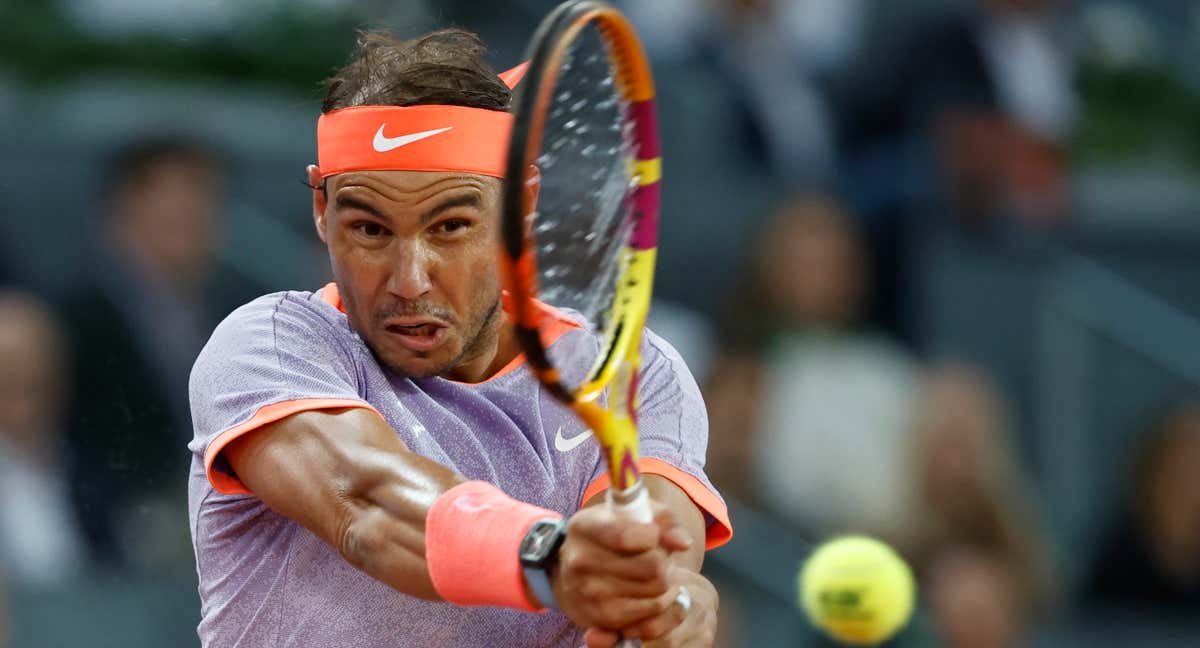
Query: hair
322 28 511 114
103 135 223 201
909 360 1055 613
715 191 867 351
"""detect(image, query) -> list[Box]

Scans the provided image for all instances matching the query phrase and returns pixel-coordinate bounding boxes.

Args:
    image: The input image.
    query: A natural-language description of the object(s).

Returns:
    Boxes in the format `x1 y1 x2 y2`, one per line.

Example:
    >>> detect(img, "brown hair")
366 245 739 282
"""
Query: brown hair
322 28 511 114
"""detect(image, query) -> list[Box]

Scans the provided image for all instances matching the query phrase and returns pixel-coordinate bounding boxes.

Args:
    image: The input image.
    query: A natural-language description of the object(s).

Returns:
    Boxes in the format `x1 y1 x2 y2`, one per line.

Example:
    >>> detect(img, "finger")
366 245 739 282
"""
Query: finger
593 583 679 629
584 627 619 648
651 507 693 553
621 586 689 641
561 539 671 585
641 605 715 648
575 572 674 602
660 526 694 553
569 511 660 553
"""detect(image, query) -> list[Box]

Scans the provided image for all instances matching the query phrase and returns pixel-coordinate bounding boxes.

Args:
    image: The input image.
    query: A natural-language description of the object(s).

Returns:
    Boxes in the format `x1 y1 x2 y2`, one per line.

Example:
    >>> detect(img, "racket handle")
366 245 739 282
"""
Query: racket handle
607 481 652 648
606 479 653 523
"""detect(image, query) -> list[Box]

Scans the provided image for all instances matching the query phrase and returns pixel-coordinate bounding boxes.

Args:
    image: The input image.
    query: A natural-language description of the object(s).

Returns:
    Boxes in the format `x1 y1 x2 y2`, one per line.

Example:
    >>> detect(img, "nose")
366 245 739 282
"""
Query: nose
386 240 434 300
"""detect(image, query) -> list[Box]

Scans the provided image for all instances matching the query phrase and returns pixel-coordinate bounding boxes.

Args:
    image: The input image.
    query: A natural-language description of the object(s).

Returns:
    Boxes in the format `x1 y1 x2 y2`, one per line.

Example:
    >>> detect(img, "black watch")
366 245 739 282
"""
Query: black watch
519 517 567 610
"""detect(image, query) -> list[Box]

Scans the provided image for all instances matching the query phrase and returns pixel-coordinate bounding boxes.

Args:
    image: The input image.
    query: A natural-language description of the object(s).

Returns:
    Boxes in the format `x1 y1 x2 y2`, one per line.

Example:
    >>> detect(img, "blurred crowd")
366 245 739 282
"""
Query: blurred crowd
624 0 1200 645
699 186 1200 646
1 0 1199 646
0 138 262 609
701 192 1058 646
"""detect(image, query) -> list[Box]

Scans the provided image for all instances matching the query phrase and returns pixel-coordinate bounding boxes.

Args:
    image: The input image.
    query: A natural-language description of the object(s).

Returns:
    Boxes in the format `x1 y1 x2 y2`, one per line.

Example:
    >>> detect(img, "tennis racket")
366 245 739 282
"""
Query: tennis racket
500 1 661 642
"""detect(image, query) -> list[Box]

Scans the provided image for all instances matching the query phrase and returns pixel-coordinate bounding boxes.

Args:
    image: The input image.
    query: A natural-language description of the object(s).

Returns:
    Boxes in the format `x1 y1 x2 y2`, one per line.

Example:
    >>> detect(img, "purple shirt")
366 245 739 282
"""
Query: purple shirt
187 285 730 647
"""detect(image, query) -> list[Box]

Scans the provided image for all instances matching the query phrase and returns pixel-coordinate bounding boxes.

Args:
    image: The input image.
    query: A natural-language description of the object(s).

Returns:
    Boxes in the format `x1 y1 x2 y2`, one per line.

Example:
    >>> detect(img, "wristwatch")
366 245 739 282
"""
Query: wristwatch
519 517 567 610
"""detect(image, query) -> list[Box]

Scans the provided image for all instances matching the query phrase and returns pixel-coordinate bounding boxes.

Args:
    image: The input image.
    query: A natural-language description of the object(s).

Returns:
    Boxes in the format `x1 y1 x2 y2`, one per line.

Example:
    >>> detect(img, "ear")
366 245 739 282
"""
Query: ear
307 165 329 244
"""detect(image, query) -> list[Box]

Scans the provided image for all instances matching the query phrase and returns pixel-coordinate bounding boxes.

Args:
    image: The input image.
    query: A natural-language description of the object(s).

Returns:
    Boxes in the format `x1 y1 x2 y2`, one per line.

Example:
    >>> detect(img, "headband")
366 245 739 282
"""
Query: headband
316 62 529 179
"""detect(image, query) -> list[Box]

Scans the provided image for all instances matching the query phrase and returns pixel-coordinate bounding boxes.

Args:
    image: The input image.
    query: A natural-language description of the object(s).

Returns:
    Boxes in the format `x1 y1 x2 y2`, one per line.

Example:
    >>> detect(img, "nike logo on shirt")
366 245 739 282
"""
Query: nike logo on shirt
372 125 453 152
554 426 594 453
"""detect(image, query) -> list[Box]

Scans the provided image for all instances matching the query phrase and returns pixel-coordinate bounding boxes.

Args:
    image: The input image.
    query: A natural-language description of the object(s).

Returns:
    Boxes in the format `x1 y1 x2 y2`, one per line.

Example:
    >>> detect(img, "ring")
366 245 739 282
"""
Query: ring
675 585 692 615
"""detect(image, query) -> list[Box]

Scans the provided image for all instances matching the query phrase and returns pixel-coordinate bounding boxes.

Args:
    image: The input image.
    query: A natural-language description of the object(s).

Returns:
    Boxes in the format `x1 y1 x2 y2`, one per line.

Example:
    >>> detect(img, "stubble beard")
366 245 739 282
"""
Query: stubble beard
376 289 502 380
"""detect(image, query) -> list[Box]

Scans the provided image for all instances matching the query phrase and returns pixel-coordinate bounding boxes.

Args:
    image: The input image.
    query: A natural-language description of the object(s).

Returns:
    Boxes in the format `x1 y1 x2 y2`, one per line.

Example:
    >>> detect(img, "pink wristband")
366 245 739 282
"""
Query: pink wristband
425 481 562 612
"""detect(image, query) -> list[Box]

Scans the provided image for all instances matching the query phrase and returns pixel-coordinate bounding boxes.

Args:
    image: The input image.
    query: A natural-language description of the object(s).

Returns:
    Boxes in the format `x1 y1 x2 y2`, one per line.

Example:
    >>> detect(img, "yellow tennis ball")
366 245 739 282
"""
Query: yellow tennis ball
798 535 915 645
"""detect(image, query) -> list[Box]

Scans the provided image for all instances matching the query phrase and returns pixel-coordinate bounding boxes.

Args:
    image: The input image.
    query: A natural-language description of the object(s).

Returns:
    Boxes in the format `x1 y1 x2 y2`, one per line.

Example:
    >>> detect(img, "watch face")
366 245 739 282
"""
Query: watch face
520 520 561 561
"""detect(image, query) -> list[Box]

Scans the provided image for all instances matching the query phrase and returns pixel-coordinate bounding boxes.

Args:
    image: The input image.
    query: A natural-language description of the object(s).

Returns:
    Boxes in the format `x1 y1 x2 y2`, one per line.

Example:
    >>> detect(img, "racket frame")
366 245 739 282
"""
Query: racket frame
500 0 662 513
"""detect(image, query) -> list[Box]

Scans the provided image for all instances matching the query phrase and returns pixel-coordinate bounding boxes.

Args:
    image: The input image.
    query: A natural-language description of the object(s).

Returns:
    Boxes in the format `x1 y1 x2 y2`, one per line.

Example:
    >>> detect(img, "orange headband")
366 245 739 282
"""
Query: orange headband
316 62 528 179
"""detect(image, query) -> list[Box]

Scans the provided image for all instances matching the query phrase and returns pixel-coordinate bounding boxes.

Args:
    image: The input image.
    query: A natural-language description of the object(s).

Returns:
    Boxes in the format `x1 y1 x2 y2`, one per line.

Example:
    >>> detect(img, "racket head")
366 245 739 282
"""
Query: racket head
500 0 661 493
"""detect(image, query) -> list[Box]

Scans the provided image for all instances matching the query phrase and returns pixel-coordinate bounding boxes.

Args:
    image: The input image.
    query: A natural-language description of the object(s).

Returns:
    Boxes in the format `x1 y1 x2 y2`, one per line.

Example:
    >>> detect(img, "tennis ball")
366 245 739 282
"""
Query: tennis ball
798 535 915 646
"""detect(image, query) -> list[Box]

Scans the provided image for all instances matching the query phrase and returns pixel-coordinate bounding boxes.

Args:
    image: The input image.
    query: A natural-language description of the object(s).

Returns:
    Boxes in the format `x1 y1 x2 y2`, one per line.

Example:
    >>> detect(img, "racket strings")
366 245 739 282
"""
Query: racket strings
531 24 639 360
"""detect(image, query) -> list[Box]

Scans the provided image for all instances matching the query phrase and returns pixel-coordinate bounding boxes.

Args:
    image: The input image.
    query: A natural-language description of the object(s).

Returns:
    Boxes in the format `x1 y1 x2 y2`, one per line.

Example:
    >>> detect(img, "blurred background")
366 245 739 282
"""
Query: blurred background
0 0 1198 645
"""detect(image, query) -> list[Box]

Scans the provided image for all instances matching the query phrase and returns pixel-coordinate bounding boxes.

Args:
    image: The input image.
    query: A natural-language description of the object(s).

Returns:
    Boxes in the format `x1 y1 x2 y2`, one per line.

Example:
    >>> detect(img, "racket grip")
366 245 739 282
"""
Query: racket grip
608 481 652 648
606 479 653 523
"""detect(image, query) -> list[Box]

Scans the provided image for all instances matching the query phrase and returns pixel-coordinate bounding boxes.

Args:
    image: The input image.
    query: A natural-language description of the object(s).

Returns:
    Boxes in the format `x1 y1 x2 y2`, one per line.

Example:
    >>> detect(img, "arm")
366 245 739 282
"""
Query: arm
224 406 684 627
224 407 459 600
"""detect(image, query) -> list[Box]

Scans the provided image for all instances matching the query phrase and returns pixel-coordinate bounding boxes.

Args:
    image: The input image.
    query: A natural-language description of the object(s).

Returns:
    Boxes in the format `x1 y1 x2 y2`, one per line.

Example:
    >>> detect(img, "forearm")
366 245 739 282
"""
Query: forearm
226 408 463 599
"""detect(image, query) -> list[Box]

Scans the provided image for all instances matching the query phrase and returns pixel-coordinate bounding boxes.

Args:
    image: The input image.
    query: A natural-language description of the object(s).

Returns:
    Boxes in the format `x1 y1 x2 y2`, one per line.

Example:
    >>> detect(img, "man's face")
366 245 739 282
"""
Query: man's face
113 156 222 287
310 168 504 379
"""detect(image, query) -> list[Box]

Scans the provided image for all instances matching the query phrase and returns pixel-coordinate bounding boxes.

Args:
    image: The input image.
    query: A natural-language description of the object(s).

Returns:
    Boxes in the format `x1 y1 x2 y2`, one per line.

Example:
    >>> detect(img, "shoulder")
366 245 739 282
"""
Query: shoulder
217 288 335 326
639 327 705 411
197 288 358 373
642 327 693 379
211 289 347 342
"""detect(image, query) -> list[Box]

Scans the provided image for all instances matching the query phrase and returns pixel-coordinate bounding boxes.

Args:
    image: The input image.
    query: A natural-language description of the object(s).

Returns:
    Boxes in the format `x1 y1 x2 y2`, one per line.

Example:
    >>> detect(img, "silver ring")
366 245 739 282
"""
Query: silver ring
675 585 692 615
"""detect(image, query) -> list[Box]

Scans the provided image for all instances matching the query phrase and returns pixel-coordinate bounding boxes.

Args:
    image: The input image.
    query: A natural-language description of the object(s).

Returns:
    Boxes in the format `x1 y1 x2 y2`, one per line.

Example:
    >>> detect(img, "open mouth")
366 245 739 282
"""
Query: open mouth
384 320 449 353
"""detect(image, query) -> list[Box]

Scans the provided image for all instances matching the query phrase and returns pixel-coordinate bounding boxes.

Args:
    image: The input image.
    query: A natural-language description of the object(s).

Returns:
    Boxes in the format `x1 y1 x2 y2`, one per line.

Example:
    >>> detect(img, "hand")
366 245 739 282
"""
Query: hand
552 503 693 631
583 568 719 648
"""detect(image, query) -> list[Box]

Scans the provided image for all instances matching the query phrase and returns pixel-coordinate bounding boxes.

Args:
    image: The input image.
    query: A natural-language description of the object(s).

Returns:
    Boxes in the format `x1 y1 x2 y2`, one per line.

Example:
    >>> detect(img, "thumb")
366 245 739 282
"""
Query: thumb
653 506 693 552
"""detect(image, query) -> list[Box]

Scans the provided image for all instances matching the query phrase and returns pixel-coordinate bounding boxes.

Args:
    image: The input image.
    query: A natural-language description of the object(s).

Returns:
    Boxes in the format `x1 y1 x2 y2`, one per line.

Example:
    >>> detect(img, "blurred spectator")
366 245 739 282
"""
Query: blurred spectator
0 290 85 587
1084 397 1200 617
836 0 1076 227
624 0 862 183
905 363 1053 626
59 136 255 569
927 546 1029 648
705 193 917 540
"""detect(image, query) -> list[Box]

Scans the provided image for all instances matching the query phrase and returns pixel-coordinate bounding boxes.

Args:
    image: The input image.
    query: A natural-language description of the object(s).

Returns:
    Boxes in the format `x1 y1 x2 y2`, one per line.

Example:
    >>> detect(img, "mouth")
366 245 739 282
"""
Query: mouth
384 318 450 353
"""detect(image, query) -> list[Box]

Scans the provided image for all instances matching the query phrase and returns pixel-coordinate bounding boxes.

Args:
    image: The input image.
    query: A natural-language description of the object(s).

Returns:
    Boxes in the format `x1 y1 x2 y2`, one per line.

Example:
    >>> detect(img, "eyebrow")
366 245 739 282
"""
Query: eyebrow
421 193 484 224
333 192 484 225
334 195 389 221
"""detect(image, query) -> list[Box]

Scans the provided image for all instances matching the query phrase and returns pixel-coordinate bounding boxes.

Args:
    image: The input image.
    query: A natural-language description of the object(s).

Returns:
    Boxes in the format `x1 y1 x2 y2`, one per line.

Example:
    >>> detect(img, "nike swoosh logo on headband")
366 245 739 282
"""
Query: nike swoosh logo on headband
554 426 594 453
372 125 453 152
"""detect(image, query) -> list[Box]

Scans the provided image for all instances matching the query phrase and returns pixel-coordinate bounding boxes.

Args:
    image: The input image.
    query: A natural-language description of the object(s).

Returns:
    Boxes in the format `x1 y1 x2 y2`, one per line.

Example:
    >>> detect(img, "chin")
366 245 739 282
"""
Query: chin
377 344 460 379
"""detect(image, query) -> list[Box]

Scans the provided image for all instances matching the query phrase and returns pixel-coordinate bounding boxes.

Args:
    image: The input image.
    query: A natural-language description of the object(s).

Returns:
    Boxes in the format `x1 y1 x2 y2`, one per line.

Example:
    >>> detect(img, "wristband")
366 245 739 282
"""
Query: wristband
425 481 562 612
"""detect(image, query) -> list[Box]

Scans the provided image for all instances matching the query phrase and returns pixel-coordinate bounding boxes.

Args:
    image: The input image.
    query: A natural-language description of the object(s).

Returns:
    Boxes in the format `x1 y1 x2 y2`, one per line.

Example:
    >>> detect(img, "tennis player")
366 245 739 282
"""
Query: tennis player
186 28 731 648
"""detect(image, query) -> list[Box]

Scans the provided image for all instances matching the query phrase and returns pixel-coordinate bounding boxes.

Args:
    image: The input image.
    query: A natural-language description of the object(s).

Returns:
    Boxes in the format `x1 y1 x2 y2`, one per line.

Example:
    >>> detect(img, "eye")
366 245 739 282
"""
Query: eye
437 218 471 235
354 221 389 238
